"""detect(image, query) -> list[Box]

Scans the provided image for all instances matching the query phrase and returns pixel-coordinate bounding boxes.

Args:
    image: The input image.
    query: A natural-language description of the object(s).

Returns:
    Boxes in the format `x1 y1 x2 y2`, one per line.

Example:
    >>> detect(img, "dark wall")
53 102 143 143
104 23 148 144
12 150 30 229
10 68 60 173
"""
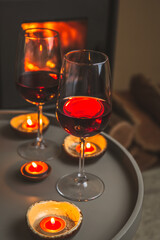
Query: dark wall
0 0 118 109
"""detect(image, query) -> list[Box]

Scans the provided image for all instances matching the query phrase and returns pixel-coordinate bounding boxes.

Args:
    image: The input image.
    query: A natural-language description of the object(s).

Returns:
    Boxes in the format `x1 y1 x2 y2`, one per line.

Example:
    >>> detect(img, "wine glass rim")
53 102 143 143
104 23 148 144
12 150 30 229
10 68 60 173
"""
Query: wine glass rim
64 49 109 65
22 28 60 39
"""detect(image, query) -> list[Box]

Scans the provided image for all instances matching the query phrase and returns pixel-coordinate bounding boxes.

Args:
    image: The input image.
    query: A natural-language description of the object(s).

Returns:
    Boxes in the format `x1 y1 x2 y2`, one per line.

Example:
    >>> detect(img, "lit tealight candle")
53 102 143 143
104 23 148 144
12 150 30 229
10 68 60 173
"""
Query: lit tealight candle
20 161 51 181
40 216 66 233
76 142 96 155
26 161 44 174
22 116 38 131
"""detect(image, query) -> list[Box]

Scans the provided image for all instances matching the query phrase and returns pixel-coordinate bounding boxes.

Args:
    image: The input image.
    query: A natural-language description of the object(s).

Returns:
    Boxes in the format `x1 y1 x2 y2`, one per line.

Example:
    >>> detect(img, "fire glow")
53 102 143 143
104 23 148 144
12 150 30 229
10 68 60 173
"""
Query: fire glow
22 21 87 52
21 20 87 72
76 142 96 155
22 116 38 131
20 161 51 181
28 162 43 173
23 161 49 175
40 216 66 233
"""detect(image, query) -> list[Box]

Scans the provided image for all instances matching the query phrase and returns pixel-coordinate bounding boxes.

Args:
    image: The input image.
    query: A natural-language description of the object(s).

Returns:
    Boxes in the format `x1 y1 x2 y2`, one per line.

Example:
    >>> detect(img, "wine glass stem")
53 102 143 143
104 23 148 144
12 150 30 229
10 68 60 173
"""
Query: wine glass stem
37 104 43 144
78 137 87 181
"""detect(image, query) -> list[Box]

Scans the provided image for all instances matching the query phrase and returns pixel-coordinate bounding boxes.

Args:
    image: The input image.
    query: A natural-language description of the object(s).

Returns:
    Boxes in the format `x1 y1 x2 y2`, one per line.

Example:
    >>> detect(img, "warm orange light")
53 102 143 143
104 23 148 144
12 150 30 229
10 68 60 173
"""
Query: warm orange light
76 142 96 155
40 118 43 125
32 162 37 168
85 142 96 153
22 161 49 175
27 117 34 126
22 116 38 131
40 216 66 233
22 20 87 73
24 59 40 71
27 162 43 173
86 142 91 149
46 60 56 69
21 20 87 57
49 73 58 80
51 217 55 224
39 44 43 52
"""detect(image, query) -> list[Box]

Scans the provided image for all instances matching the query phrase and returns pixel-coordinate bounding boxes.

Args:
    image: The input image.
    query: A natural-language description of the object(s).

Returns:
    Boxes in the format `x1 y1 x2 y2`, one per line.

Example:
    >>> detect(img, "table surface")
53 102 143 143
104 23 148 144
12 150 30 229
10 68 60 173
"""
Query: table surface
133 164 160 240
0 110 143 240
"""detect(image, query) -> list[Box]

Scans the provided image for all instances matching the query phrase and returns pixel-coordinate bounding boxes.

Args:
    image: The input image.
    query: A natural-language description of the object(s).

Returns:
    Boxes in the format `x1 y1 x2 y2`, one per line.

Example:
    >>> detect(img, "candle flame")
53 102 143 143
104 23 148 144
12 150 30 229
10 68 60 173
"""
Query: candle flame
27 117 33 126
51 217 55 224
32 162 37 168
86 142 91 149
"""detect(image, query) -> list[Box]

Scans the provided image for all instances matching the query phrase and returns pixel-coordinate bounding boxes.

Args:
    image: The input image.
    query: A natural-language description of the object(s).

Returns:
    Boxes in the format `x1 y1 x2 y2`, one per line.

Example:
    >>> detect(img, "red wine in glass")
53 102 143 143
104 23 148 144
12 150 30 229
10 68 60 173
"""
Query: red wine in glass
15 28 62 161
16 71 59 104
56 49 112 201
56 96 111 138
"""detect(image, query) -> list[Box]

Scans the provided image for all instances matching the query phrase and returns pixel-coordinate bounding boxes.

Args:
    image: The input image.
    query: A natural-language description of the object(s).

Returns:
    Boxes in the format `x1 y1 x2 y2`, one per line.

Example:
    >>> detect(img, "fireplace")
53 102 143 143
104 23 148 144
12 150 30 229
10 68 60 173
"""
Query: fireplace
0 0 118 109
21 20 88 58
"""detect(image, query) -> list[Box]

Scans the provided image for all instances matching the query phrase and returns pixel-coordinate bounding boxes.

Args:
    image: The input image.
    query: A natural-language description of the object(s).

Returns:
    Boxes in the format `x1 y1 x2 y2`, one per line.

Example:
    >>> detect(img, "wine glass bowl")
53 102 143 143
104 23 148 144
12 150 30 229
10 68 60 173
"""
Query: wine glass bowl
15 28 62 161
57 96 111 138
56 50 112 201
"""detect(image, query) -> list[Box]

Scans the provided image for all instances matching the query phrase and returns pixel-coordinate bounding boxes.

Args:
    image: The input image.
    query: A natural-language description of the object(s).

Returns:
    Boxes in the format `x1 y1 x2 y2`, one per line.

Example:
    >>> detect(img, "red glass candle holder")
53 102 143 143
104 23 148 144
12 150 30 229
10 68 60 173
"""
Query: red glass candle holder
20 161 51 181
26 200 83 239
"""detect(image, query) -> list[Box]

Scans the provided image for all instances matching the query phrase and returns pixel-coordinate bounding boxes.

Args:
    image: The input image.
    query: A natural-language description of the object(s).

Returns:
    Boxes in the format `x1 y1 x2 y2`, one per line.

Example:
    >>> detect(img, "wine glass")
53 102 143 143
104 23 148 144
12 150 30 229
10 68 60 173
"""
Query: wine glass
15 28 62 161
56 49 112 201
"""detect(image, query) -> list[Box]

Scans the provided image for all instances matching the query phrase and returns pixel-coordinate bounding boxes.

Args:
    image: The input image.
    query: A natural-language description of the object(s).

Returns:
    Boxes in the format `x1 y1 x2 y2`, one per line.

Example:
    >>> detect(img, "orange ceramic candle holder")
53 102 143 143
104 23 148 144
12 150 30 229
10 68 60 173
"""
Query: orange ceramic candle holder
26 200 83 239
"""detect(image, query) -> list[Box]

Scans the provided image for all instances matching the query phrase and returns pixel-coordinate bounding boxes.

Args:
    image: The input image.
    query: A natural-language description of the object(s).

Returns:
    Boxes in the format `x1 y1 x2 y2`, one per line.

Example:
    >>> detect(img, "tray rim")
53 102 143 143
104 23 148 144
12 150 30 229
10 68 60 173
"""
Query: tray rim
0 109 144 239
103 133 144 239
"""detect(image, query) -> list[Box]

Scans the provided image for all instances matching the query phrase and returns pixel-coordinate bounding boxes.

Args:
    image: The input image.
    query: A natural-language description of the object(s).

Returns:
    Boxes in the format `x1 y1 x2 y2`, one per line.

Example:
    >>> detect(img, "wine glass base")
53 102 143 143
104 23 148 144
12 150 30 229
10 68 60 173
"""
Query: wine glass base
17 139 54 161
56 172 105 201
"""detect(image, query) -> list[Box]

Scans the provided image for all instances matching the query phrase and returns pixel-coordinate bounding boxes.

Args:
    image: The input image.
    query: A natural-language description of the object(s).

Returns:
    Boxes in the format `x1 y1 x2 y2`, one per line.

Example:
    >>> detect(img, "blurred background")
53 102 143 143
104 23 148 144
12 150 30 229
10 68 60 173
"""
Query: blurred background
113 2 160 239
113 0 160 90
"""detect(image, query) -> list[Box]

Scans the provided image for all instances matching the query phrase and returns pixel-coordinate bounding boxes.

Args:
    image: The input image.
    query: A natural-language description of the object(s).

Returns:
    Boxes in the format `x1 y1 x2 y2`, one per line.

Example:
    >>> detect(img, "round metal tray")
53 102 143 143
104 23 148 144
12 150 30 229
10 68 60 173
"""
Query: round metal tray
0 110 143 240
